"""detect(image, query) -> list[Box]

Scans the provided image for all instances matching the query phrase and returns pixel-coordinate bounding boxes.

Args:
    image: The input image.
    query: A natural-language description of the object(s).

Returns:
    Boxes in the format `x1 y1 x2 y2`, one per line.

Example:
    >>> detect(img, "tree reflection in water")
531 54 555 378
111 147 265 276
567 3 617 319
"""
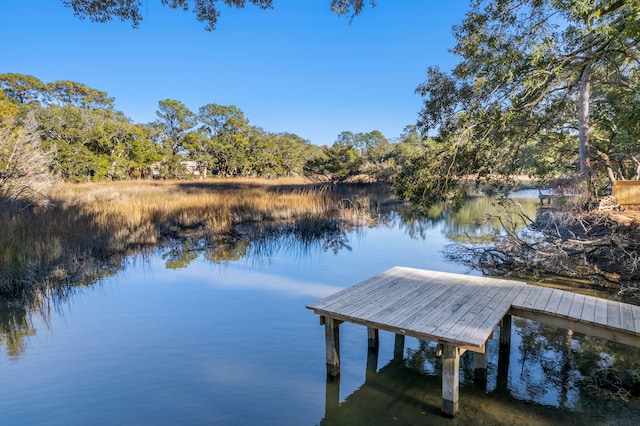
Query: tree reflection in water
320 319 640 425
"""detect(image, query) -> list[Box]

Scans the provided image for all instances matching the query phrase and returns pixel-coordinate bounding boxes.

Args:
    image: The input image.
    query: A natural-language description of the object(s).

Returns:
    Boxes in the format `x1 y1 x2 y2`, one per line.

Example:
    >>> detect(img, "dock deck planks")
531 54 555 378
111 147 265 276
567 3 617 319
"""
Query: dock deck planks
309 267 524 350
308 266 640 350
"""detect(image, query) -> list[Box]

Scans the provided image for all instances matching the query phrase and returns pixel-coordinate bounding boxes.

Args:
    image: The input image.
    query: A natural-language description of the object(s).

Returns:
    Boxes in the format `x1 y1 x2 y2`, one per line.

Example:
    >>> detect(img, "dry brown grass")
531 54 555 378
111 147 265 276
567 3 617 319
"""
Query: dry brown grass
0 177 390 293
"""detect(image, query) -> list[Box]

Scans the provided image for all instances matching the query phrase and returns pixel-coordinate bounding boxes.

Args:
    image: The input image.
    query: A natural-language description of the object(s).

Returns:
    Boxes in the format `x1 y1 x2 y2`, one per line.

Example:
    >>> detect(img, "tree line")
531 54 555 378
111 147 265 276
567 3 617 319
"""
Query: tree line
0 72 433 187
6 1 638 207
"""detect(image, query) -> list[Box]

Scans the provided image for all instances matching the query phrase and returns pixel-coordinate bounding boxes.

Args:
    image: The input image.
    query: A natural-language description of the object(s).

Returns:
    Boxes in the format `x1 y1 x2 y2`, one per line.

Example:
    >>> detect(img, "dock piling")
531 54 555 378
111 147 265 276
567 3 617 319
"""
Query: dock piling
441 345 461 416
323 316 341 377
473 349 488 383
393 334 405 361
367 327 379 349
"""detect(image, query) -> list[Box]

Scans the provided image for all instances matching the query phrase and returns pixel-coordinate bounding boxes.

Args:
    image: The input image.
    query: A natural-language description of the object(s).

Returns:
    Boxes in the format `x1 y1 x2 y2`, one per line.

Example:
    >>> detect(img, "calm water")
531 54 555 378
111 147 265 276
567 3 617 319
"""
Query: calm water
1 193 639 425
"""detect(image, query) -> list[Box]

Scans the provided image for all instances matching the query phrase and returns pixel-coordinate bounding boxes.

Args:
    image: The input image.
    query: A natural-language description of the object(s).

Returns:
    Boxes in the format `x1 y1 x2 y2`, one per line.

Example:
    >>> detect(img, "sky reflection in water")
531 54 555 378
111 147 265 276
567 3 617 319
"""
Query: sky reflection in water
1 196 639 425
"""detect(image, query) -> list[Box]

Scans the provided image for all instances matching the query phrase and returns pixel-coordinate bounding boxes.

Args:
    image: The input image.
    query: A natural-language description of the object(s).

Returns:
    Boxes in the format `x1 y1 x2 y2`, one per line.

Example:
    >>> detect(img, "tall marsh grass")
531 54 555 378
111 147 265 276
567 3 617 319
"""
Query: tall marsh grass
0 178 393 293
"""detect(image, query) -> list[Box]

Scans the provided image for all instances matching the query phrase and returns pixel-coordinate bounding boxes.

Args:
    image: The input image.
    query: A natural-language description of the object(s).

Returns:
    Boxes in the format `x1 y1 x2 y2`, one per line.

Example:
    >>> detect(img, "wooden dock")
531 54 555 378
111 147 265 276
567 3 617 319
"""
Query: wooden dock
306 266 640 416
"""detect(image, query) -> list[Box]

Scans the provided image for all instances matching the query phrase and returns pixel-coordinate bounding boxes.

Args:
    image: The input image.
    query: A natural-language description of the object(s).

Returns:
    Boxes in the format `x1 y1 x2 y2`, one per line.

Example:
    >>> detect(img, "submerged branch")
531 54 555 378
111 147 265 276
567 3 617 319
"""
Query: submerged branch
447 207 640 301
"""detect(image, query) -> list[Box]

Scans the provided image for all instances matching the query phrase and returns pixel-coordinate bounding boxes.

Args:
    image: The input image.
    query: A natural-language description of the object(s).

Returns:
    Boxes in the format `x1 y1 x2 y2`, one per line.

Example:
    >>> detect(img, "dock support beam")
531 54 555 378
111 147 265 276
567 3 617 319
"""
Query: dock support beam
366 327 380 380
322 316 342 377
473 348 488 383
367 327 379 349
497 315 512 391
441 345 461 416
500 315 512 352
393 334 405 361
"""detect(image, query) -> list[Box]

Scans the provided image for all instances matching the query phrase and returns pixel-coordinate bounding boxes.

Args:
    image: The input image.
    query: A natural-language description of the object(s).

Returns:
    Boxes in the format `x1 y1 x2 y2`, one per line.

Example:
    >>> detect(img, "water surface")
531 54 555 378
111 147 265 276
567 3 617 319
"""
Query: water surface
1 195 639 425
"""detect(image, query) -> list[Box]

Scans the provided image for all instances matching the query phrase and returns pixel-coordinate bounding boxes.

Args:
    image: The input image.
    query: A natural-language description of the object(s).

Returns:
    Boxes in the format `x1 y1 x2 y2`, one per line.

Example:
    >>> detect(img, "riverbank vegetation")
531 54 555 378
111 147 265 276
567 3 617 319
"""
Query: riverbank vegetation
2 2 639 299
0 178 394 294
0 73 430 185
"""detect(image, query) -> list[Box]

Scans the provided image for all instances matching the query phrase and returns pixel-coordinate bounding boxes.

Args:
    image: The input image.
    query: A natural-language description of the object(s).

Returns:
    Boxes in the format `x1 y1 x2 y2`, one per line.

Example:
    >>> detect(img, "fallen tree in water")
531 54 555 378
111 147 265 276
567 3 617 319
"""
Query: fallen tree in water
446 202 640 302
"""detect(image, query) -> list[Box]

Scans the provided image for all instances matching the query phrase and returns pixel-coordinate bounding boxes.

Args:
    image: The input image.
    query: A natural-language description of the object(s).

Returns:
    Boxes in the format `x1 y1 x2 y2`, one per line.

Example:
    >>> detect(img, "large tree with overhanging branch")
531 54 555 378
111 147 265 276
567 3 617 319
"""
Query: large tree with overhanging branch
394 0 640 206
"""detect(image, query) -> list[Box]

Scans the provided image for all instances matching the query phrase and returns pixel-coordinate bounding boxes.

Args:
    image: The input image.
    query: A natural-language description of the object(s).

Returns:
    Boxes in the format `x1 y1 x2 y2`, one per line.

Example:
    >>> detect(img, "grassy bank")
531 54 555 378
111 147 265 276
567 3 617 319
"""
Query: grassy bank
0 178 394 294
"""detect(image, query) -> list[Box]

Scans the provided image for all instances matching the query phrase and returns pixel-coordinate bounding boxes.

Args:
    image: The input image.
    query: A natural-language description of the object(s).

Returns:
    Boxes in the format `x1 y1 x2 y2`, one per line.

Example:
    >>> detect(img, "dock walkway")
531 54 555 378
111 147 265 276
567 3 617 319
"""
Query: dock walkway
306 266 640 416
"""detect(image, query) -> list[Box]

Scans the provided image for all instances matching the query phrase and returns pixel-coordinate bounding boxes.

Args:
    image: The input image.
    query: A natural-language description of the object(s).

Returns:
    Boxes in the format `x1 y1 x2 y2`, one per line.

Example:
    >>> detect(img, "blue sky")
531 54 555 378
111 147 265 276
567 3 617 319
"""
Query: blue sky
1 1 469 145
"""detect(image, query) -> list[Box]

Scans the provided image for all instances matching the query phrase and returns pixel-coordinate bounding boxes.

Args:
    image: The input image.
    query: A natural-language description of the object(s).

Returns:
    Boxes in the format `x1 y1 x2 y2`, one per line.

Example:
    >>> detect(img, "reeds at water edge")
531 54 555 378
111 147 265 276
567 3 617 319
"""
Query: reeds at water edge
0 178 394 293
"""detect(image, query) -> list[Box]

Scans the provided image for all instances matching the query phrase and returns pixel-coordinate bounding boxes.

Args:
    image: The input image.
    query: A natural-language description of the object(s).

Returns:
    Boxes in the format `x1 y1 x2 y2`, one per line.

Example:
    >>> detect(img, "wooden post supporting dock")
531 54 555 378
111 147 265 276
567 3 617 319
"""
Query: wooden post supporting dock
393 334 405 361
367 327 379 349
307 266 640 418
322 316 342 377
500 315 512 352
441 345 461 416
473 348 488 383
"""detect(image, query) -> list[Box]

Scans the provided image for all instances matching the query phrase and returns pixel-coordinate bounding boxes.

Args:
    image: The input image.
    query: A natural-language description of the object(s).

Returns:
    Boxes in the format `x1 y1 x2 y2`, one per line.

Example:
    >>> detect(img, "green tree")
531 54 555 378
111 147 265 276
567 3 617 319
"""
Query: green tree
156 99 197 156
38 104 161 180
247 131 313 177
359 130 390 164
46 80 114 110
1 73 163 181
275 133 314 176
61 0 375 30
406 0 640 205
325 136 362 180
198 103 250 175
0 73 47 105
0 89 19 121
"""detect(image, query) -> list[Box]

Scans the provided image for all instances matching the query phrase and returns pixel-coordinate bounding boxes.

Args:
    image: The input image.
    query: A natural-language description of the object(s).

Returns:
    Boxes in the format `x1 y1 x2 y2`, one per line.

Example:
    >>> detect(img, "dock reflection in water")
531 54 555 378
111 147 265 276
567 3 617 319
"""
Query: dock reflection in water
320 320 640 425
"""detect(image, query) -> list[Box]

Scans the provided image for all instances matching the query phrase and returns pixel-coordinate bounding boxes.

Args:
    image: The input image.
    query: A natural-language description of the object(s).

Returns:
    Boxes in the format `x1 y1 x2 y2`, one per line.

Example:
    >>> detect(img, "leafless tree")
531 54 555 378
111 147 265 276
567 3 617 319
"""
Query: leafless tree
0 114 56 208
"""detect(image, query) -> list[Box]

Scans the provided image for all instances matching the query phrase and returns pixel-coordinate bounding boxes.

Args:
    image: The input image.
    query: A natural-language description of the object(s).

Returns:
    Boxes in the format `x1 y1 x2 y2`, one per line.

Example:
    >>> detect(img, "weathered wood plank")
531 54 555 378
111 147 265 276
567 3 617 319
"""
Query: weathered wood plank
510 307 640 348
607 300 622 330
364 277 453 325
463 284 524 347
580 295 597 324
359 269 458 318
309 267 640 356
347 274 438 320
594 297 609 325
396 279 477 331
554 291 575 317
413 280 496 339
632 305 640 335
312 266 434 311
450 282 521 346
327 277 432 317
620 303 635 335
518 285 546 310
325 273 418 317
511 284 535 307
532 287 554 312
309 271 396 310
379 280 457 330
569 294 586 320
448 285 508 345
544 289 565 314
404 277 491 332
